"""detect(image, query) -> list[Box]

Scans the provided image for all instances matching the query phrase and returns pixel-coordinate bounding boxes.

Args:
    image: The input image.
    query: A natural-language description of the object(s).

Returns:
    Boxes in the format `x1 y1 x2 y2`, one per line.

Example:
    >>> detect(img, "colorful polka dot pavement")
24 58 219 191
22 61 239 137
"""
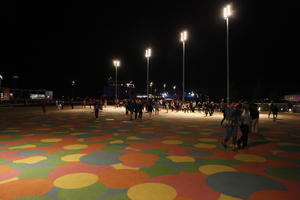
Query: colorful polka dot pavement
0 106 300 200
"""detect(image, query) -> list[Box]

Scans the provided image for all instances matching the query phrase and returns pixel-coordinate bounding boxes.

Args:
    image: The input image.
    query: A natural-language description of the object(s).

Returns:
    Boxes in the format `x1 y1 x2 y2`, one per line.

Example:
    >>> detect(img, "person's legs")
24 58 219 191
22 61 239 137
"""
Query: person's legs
243 125 249 148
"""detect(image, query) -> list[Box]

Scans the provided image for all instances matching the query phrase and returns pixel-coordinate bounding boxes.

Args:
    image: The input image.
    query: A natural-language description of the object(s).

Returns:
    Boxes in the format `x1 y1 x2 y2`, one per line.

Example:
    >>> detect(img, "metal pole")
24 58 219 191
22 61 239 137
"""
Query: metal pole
182 42 185 102
115 66 118 101
147 57 149 101
226 17 230 105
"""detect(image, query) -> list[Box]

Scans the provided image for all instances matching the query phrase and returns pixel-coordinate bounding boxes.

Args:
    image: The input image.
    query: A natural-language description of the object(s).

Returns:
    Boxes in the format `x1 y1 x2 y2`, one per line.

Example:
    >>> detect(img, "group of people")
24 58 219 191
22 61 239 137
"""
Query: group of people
221 102 260 151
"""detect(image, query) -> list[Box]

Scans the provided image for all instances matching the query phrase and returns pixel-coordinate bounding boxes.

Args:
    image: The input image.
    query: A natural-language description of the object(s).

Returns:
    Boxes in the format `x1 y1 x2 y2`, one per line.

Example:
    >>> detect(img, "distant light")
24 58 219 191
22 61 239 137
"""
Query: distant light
145 48 152 58
150 82 153 87
13 75 19 79
289 108 292 112
113 59 121 67
258 107 261 111
0 75 3 80
180 31 188 42
161 92 168 98
223 4 232 19
72 81 75 86
163 83 166 88
173 85 176 90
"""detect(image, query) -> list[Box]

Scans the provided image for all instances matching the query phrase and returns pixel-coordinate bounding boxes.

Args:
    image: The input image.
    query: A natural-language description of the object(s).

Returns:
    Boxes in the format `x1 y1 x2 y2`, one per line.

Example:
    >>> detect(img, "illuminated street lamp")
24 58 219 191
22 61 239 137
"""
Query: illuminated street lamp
71 80 76 98
145 48 152 101
163 83 166 92
0 74 3 89
180 30 187 101
113 59 121 101
150 81 153 96
223 4 232 105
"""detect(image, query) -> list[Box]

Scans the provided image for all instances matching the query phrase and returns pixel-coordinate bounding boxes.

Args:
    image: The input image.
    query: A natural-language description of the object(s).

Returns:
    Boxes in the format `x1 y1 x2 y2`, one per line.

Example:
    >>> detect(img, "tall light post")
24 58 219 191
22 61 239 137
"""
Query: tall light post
145 48 152 101
71 80 75 98
0 74 3 89
150 81 153 97
113 59 121 102
180 30 187 102
223 4 232 105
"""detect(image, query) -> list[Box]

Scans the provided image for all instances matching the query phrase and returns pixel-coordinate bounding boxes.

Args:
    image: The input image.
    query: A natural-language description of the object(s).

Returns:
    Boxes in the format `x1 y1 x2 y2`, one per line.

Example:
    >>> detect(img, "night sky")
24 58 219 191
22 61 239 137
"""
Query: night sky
1 1 298 100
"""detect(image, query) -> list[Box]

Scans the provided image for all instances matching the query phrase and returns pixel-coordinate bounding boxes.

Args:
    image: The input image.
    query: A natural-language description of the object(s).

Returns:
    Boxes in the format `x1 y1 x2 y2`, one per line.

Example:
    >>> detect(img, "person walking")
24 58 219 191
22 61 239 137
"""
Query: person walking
165 101 169 113
137 100 144 120
94 100 100 118
268 101 273 118
271 103 279 121
250 103 260 134
146 100 154 119
222 103 240 151
70 98 74 109
237 103 251 149
41 99 46 114
220 99 227 125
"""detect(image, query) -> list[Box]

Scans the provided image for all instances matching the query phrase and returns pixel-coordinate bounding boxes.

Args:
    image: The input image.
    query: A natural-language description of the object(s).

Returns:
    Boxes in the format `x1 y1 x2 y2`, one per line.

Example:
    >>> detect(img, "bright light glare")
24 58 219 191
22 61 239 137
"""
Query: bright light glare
145 48 152 58
173 85 176 90
113 59 120 67
180 31 188 42
0 75 3 80
223 4 232 19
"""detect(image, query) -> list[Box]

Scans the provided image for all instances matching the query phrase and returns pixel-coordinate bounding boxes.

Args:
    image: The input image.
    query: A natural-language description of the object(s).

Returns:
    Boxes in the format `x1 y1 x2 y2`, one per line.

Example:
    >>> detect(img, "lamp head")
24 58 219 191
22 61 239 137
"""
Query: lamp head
180 31 188 42
223 4 232 19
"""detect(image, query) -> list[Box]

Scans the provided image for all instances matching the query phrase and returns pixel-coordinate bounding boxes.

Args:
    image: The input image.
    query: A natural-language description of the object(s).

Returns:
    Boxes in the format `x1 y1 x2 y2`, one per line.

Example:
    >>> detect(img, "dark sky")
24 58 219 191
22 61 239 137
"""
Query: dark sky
1 1 298 100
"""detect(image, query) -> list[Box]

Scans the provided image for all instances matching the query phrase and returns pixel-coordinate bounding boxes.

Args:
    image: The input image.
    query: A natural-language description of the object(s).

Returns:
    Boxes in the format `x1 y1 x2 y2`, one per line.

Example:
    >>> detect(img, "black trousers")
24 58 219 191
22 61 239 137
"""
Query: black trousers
95 110 99 118
237 124 249 148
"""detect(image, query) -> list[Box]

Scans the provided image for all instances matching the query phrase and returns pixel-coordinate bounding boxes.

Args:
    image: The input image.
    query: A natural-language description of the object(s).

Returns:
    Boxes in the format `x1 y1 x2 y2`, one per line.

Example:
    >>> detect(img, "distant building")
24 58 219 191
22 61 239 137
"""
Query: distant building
0 88 53 102
284 94 300 102
102 80 136 99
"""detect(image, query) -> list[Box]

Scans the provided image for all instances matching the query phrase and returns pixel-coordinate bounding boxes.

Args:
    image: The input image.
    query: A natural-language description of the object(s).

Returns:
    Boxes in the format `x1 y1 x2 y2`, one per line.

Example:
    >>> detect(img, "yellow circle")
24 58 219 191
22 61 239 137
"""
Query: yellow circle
198 138 218 142
61 154 86 162
54 173 98 189
234 154 266 162
167 156 195 162
110 140 124 144
70 132 85 136
13 156 47 164
127 136 142 140
162 140 183 144
64 144 88 150
40 138 62 143
128 183 177 200
193 143 216 149
199 165 236 175
9 144 36 150
218 193 243 200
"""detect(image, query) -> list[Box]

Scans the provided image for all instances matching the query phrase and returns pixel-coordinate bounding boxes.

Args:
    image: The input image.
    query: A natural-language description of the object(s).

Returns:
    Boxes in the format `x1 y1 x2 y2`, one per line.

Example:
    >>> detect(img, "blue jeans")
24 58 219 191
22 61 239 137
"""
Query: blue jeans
225 125 238 145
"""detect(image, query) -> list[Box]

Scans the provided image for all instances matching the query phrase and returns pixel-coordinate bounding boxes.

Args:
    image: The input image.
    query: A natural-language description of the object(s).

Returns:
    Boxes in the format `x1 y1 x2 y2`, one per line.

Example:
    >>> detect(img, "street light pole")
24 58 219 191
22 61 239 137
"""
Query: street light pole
224 4 232 106
0 75 3 89
113 59 121 102
180 31 187 102
145 48 152 101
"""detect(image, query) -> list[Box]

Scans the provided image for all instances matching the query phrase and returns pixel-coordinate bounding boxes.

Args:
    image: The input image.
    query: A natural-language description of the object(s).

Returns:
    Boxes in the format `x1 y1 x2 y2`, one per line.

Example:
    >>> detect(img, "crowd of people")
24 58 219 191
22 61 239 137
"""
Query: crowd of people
41 97 285 152
221 101 260 151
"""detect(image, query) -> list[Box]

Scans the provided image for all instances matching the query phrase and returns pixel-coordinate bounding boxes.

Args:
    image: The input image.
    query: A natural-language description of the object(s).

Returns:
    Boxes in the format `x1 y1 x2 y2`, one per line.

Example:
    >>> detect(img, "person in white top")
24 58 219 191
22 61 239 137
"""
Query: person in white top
237 103 251 149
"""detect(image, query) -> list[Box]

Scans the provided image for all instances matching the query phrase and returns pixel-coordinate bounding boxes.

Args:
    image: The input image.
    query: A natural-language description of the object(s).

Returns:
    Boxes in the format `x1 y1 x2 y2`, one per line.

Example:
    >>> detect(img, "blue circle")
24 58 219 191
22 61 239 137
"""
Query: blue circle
18 149 47 156
80 152 124 165
206 172 286 199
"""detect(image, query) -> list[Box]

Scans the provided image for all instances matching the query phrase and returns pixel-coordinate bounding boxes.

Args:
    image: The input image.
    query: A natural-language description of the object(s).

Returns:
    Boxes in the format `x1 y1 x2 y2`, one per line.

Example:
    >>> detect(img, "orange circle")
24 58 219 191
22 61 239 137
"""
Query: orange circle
98 169 149 188
119 153 159 167
0 165 10 176
0 178 52 200
249 190 298 200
